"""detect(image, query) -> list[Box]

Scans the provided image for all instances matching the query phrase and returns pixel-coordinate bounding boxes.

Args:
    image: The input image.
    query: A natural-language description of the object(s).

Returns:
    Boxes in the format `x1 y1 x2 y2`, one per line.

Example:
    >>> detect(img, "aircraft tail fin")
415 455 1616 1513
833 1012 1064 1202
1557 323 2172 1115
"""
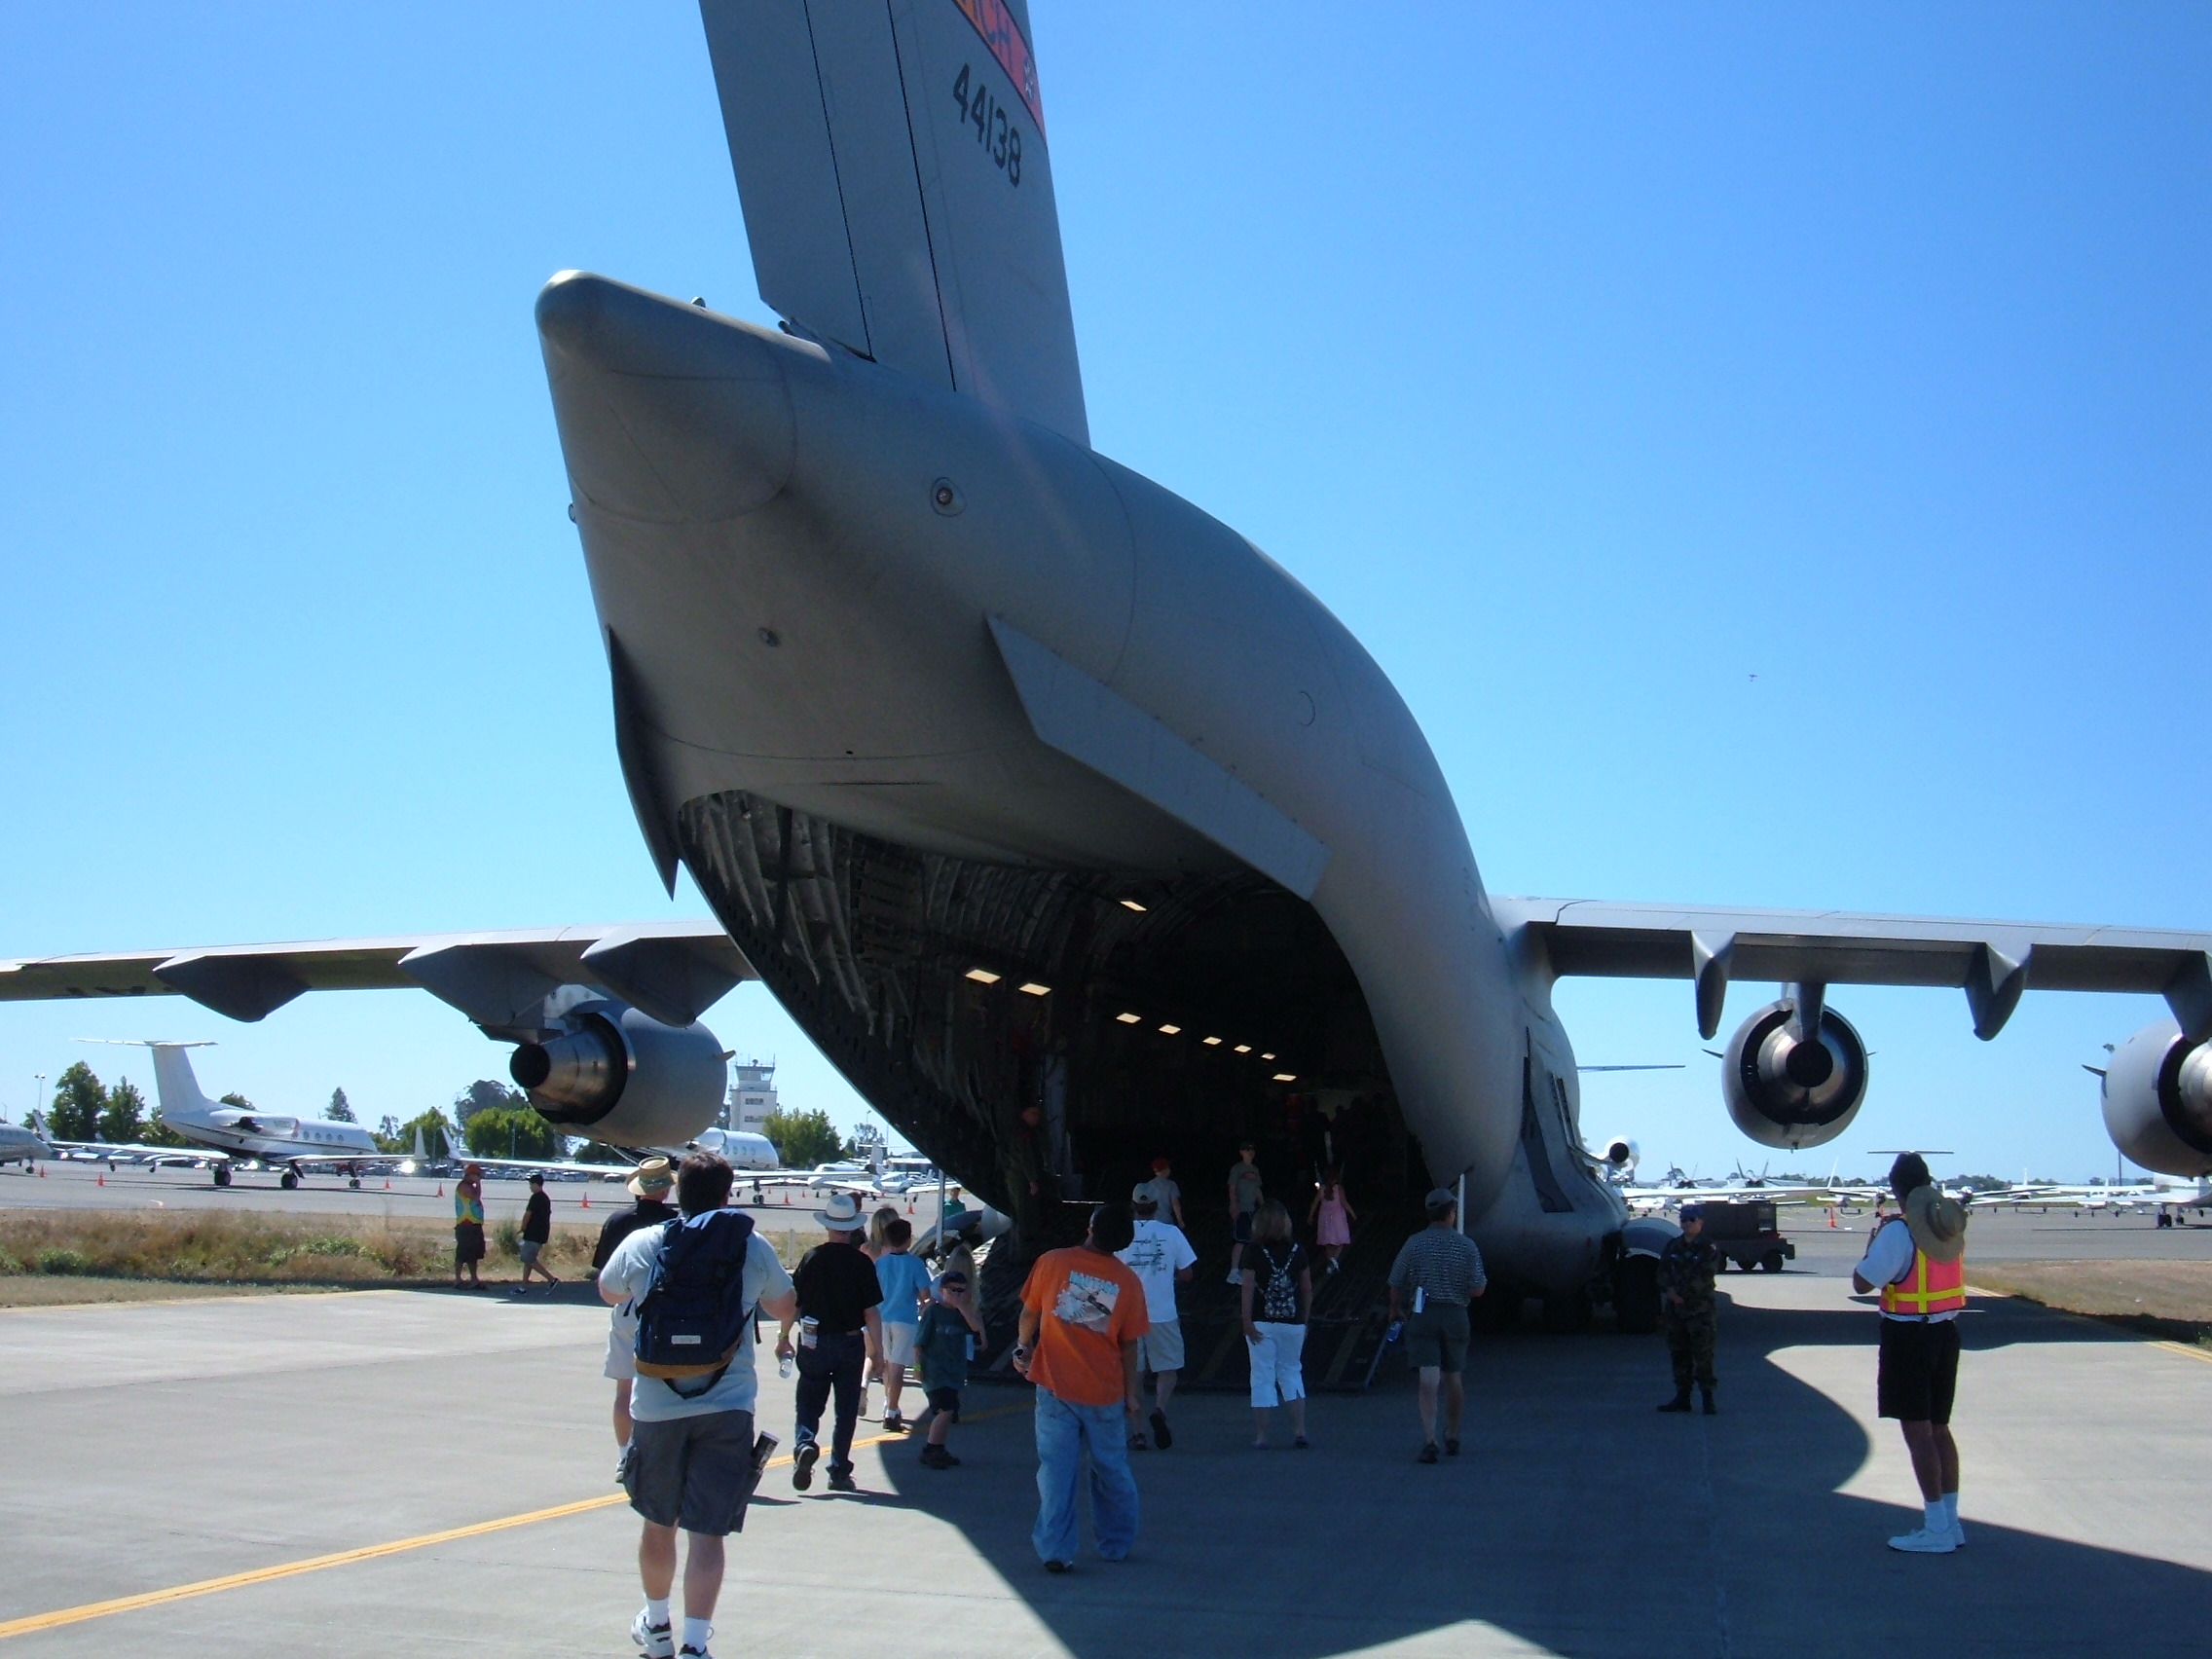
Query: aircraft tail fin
76 1039 216 1120
147 1045 216 1118
698 0 1088 445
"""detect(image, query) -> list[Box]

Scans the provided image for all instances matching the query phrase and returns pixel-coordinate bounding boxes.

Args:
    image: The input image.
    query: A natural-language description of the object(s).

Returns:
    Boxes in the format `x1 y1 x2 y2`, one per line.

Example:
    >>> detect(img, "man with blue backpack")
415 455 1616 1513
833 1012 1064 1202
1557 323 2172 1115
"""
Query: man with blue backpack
599 1153 795 1659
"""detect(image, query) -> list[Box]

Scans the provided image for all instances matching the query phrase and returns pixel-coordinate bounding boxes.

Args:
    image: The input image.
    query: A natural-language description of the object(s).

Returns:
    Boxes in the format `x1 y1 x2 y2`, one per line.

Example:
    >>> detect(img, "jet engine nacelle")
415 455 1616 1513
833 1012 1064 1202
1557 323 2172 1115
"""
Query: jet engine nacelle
508 1000 726 1149
2100 1018 2212 1177
1721 996 1868 1151
1596 1135 1639 1177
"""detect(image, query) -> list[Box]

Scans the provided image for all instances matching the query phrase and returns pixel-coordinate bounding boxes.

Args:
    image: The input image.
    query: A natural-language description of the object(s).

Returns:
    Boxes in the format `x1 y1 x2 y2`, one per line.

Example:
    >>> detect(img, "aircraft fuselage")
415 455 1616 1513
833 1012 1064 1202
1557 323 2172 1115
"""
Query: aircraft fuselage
541 273 1624 1297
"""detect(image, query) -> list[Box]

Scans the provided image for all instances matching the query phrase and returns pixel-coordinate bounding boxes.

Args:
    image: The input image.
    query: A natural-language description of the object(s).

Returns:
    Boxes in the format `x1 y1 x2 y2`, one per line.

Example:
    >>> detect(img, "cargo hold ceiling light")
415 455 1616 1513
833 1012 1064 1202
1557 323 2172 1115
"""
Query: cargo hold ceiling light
1201 1036 1222 1046
1116 1012 1142 1024
1272 1072 1297 1083
1234 1045 1252 1054
1261 1052 1276 1061
964 968 1001 984
1017 982 1051 997
1119 900 1147 913
1159 1023 1181 1035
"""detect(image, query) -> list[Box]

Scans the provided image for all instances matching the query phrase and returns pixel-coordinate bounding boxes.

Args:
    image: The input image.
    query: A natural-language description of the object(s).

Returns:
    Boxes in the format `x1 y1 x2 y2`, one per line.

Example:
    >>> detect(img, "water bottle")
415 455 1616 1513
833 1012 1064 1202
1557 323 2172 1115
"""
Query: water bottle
779 1351 794 1380
1383 1318 1404 1345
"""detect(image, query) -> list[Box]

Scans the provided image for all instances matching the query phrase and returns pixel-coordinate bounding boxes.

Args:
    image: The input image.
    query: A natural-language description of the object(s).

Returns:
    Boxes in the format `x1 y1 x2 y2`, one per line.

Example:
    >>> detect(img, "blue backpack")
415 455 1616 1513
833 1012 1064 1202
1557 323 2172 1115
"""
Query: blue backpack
634 1210 758 1398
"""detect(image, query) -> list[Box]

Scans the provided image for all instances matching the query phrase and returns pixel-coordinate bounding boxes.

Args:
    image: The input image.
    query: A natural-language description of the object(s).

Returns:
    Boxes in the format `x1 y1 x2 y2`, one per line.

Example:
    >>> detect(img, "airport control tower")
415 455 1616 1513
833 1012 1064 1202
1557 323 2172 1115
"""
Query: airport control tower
722 1061 777 1134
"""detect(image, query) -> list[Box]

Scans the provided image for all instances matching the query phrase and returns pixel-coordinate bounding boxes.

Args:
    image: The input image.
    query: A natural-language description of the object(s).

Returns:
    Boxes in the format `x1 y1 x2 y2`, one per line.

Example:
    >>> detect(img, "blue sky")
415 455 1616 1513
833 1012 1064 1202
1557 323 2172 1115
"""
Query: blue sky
2 4 2206 1179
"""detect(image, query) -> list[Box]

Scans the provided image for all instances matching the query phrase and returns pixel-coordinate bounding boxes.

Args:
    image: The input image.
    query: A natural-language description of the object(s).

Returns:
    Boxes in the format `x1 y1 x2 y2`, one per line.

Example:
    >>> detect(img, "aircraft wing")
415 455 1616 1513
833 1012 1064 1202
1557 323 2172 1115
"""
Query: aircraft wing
48 1139 232 1162
0 922 755 1036
1495 898 2212 1042
445 1150 638 1179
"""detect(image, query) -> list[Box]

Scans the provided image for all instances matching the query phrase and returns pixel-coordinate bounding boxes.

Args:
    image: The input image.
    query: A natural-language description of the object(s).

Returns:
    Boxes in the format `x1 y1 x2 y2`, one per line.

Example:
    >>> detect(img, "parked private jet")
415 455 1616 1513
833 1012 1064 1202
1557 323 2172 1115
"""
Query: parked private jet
0 1118 55 1168
68 1041 383 1190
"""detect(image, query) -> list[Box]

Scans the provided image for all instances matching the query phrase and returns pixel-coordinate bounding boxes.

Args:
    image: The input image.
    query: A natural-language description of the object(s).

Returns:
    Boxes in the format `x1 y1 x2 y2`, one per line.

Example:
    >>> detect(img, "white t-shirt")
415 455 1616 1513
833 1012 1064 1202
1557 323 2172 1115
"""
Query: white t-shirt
1854 1216 1958 1323
1117 1217 1198 1323
599 1215 794 1420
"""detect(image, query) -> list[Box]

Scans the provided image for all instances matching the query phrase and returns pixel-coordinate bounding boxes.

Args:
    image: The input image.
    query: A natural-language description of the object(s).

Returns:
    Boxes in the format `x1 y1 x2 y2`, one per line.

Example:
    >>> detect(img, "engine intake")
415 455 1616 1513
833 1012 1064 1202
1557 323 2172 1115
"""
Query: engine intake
508 1000 727 1148
2101 1019 2212 1177
1722 992 1868 1150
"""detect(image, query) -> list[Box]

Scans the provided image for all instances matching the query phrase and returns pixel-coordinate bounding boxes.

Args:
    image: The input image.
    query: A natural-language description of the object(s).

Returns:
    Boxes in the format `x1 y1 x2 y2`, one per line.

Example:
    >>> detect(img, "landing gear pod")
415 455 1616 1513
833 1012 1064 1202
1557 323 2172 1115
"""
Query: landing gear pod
1721 993 1868 1151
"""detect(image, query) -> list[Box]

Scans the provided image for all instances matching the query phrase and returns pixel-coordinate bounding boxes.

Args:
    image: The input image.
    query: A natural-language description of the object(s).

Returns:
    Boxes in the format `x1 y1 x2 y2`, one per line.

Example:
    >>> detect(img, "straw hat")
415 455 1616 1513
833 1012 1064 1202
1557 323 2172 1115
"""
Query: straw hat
819 1191 866 1230
627 1157 675 1198
1904 1184 1968 1263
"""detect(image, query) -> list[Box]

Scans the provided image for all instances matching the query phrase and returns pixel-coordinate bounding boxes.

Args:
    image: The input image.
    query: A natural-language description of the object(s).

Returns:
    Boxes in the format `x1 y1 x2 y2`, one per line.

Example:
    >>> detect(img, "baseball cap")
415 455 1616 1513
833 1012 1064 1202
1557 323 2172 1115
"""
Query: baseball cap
1423 1186 1456 1214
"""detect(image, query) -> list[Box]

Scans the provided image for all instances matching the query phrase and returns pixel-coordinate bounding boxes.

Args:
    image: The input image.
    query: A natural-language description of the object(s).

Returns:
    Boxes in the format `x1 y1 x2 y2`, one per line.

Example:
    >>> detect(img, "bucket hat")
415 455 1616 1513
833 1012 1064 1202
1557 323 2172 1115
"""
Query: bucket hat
1904 1184 1967 1263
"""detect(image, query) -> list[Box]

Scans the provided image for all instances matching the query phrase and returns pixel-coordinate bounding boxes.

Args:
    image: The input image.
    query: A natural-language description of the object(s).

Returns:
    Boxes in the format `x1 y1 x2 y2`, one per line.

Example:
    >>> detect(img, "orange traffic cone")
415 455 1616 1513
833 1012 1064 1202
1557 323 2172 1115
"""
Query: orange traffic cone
580 1194 590 1208
96 1172 105 1187
384 1179 391 1191
436 1184 445 1198
1826 1207 1837 1229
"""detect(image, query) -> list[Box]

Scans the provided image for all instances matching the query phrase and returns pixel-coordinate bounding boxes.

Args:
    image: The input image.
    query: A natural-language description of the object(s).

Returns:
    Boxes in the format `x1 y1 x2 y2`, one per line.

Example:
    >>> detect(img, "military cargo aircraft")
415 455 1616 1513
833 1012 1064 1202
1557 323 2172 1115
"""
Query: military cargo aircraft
7 2 2212 1321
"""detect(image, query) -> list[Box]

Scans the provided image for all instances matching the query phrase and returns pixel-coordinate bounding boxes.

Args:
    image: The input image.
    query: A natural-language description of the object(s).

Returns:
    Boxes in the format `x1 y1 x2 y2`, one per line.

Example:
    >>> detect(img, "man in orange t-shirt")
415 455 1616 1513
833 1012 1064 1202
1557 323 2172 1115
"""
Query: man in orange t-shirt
1014 1203 1148 1570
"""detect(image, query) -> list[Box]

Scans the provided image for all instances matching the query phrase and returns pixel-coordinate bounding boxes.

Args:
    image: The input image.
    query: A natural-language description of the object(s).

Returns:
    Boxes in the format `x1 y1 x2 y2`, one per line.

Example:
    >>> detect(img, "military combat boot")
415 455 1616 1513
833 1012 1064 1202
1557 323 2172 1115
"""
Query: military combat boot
1701 1387 1716 1416
1657 1388 1692 1413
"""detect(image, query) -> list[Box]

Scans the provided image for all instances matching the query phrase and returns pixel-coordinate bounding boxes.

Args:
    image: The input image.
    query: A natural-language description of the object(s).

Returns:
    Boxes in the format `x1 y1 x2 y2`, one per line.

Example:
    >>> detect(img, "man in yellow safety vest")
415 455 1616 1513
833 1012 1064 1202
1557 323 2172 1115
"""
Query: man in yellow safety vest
1852 1151 1969 1553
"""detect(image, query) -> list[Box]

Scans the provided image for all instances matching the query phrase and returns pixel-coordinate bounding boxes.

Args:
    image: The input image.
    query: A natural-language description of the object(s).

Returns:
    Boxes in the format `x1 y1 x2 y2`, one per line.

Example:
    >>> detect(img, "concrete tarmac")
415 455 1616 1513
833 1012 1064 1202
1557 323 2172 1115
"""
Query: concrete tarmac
3 1271 2208 1655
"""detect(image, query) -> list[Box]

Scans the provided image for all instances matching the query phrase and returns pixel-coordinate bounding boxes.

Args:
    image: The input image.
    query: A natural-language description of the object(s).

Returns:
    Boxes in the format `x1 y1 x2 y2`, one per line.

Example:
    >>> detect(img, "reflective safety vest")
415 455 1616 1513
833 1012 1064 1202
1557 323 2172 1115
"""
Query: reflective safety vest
1880 1248 1965 1317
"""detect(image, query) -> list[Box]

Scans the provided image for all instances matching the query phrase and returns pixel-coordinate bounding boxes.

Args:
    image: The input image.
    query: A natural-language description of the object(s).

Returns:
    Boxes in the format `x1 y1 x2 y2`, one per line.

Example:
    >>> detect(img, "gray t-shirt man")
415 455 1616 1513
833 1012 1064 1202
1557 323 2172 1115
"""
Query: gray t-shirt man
600 1218 793 1420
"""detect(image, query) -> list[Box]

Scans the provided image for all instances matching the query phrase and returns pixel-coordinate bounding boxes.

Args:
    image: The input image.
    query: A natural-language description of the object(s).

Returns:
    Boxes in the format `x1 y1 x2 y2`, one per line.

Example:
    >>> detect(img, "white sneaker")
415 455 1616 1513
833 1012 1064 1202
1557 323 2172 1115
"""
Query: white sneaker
631 1607 674 1658
1886 1526 1958 1554
678 1644 714 1659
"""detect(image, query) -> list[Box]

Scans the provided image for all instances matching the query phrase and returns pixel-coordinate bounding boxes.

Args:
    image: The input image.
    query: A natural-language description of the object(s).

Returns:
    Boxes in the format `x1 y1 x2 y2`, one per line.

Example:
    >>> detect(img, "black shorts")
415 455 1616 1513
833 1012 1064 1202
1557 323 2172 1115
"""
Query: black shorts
453 1222 485 1264
926 1385 961 1416
625 1408 756 1535
1404 1303 1471 1375
1233 1210 1255 1242
1877 1318 1961 1423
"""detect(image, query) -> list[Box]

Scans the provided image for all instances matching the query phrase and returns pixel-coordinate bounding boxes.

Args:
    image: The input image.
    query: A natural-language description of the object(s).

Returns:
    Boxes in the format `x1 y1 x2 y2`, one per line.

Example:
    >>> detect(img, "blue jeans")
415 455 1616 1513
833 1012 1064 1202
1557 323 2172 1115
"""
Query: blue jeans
1032 1388 1139 1564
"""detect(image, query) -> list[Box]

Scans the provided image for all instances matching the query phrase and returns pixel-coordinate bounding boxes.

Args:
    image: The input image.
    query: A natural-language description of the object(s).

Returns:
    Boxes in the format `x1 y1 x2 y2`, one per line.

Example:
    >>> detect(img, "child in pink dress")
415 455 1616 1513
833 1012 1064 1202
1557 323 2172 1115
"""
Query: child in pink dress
1309 1168 1355 1273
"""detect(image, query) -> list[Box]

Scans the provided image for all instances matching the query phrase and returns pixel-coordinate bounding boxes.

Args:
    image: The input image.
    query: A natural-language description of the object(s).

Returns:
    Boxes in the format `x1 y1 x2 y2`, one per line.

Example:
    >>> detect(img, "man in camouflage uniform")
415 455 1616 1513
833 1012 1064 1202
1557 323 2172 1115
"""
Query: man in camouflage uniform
1657 1204 1720 1416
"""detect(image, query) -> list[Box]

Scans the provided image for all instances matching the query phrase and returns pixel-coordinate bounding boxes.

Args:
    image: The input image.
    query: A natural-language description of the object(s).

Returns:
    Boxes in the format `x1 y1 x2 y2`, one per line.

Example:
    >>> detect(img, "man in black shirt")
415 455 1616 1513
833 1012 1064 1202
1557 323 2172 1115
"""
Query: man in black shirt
592 1160 681 1480
776 1191 883 1493
516 1173 562 1293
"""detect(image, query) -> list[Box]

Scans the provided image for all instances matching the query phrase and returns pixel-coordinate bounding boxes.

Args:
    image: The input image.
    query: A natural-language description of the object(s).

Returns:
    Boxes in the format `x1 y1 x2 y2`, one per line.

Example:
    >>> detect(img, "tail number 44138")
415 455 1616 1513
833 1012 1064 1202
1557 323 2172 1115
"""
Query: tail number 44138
951 64 1022 187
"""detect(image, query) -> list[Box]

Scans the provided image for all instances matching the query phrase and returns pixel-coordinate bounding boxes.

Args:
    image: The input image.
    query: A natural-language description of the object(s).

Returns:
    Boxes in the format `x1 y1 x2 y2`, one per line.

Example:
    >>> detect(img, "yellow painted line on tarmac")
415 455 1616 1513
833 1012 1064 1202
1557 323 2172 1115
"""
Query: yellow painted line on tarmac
0 1404 1025 1641
1969 1285 2212 1369
2149 1339 2212 1367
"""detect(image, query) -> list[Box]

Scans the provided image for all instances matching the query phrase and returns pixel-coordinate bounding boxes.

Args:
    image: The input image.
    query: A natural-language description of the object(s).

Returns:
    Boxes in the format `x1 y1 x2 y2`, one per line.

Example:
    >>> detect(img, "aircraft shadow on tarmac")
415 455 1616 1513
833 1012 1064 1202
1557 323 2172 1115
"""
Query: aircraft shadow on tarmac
853 1295 2210 1659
